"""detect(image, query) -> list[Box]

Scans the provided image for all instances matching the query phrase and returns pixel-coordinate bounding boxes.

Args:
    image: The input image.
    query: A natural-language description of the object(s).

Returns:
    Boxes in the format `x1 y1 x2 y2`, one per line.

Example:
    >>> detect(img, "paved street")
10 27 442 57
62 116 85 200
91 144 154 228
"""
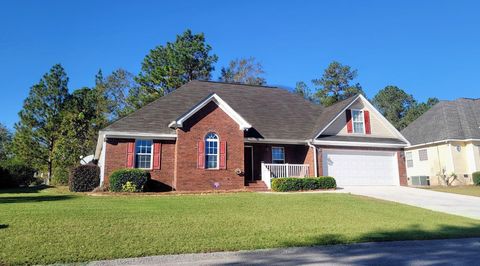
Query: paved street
89 238 480 266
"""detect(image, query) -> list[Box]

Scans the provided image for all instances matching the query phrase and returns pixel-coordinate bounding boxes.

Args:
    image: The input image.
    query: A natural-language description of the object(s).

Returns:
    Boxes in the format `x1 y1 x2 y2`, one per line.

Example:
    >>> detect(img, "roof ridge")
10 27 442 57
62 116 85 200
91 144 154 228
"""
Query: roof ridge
193 80 279 89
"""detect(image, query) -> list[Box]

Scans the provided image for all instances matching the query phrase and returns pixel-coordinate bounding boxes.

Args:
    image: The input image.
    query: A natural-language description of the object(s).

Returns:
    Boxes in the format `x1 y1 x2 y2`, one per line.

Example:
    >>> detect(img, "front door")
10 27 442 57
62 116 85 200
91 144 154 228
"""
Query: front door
244 146 253 183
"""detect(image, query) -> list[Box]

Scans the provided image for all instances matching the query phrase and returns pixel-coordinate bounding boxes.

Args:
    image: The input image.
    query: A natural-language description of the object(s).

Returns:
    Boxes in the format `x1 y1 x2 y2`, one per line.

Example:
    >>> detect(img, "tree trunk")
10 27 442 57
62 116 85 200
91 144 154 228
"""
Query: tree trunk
46 160 52 185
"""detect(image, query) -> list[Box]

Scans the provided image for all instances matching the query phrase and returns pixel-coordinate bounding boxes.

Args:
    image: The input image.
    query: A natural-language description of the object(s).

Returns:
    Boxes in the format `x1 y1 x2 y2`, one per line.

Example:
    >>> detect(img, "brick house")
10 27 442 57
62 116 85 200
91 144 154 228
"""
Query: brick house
94 81 410 191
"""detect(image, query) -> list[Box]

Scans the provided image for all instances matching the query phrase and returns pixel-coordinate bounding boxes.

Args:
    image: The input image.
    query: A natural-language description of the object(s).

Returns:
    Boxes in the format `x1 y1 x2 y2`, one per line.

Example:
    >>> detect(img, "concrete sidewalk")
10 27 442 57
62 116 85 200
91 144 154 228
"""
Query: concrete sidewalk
88 238 480 266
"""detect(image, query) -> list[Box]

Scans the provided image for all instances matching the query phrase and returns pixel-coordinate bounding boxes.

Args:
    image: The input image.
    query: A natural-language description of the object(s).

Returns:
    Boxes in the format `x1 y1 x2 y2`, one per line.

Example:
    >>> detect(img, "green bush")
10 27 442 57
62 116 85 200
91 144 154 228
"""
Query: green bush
271 177 336 192
473 172 480 186
52 167 69 186
109 169 150 192
69 164 100 192
0 161 36 188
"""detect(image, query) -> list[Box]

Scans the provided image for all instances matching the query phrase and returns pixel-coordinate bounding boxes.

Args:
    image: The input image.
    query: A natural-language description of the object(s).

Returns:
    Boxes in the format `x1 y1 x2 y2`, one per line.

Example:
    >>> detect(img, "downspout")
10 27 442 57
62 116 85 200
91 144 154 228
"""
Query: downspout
307 140 318 177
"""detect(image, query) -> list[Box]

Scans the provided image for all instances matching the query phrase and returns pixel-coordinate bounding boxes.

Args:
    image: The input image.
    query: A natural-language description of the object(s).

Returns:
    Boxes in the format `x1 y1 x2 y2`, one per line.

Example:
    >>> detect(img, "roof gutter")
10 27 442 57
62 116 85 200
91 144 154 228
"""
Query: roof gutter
406 138 480 149
312 140 407 148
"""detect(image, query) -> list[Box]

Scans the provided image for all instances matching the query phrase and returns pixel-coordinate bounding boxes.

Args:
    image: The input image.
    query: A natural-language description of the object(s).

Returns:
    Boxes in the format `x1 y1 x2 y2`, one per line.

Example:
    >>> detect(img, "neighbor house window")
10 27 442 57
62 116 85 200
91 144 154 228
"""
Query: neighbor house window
272 147 285 164
205 132 219 169
406 152 413 168
419 149 428 161
352 110 365 134
135 139 152 169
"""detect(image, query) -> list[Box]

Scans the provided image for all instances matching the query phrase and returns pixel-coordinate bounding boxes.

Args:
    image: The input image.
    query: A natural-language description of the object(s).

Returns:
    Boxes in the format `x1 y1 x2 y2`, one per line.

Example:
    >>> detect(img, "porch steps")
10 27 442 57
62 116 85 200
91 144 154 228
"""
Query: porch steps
245 180 269 192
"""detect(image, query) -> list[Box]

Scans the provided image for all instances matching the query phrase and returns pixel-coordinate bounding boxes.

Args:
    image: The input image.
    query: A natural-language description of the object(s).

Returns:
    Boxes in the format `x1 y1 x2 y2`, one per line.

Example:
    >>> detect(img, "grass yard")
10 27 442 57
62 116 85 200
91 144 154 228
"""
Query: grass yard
427 186 480 197
2 187 480 265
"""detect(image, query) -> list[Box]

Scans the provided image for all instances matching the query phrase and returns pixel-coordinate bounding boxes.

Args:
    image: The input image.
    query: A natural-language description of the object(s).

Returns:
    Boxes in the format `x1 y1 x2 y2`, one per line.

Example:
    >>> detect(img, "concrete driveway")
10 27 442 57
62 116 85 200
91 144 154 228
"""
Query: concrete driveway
88 238 480 265
342 186 480 219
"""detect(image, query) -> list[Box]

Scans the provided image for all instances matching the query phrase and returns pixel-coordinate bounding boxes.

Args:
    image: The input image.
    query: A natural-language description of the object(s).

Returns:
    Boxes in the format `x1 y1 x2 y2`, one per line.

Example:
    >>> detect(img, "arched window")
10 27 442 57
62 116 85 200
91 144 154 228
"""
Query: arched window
205 132 219 169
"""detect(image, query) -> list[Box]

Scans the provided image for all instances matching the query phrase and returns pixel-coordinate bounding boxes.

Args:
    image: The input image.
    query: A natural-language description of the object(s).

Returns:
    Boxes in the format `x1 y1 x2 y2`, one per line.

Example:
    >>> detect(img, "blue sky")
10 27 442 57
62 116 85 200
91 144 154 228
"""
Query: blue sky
1 0 479 130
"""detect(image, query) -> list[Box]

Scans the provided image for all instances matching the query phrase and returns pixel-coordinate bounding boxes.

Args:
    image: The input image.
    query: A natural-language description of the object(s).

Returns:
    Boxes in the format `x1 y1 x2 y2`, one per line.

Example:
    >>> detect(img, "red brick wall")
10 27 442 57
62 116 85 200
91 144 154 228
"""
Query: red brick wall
396 150 408 186
315 145 407 185
174 101 244 191
103 138 175 188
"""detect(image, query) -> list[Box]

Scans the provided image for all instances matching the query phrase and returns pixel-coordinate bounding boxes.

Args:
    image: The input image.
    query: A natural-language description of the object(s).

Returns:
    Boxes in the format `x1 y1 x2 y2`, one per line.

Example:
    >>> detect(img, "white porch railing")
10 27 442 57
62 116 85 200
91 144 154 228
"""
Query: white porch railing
261 163 310 189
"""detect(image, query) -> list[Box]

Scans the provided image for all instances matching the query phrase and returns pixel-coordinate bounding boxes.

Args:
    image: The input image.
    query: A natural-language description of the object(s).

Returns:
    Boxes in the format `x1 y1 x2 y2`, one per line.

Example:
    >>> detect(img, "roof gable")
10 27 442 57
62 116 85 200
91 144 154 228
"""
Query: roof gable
313 94 409 144
169 93 252 130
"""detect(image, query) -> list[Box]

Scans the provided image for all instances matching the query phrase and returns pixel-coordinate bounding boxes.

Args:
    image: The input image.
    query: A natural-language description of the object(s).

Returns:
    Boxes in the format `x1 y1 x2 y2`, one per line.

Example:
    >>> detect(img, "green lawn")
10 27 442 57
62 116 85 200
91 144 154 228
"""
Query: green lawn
428 186 480 197
2 187 480 265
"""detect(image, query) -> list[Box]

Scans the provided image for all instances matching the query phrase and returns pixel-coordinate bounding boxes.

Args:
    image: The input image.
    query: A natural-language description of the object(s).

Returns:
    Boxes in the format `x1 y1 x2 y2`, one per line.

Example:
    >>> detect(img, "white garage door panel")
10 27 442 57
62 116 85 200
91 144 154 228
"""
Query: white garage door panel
323 150 399 186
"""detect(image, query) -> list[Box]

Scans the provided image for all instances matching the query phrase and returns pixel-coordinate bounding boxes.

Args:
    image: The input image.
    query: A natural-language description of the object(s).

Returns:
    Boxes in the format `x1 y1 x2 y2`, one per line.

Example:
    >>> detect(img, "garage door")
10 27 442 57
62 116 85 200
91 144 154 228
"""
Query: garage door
322 149 399 186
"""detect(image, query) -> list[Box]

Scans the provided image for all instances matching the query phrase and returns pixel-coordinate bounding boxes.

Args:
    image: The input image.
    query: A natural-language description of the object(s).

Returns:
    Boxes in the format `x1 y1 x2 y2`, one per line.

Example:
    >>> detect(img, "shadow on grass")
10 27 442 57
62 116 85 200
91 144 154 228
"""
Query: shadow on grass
0 224 8 229
0 184 51 194
0 195 75 204
231 224 480 265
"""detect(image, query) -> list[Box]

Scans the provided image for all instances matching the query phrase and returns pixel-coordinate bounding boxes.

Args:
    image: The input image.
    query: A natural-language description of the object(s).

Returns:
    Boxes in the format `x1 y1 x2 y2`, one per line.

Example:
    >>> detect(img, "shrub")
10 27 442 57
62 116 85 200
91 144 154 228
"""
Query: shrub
473 172 480 186
69 164 100 192
109 169 150 192
0 161 36 188
271 177 336 192
52 167 69 186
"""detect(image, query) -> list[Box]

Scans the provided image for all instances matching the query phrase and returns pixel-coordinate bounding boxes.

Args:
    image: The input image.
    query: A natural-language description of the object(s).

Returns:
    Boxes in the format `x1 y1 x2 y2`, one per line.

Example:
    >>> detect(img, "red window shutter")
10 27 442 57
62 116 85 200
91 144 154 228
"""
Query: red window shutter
346 110 353 133
364 110 371 134
153 142 162 170
219 141 227 169
126 141 135 168
197 141 205 169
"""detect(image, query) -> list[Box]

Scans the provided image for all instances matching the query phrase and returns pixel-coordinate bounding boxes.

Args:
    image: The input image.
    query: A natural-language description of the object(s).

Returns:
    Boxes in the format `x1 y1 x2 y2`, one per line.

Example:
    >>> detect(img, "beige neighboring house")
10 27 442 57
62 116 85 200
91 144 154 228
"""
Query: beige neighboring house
401 98 480 186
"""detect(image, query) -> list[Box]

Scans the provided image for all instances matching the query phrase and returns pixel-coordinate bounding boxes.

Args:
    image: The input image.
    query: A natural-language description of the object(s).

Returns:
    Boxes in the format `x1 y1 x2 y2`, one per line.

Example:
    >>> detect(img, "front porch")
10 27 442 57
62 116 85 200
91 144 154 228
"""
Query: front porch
243 143 314 190
260 163 310 189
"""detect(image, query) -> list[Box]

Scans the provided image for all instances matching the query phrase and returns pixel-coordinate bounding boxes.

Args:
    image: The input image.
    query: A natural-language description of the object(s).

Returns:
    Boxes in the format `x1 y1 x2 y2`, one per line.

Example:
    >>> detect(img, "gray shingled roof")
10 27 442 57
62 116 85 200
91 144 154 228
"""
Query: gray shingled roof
103 80 326 140
401 98 480 145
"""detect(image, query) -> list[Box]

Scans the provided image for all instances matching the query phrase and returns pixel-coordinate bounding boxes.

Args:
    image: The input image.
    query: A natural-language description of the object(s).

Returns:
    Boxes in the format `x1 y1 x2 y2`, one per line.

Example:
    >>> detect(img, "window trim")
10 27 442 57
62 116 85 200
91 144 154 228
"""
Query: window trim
418 149 428 161
351 109 366 134
134 139 154 170
272 146 285 164
406 151 414 168
205 132 220 170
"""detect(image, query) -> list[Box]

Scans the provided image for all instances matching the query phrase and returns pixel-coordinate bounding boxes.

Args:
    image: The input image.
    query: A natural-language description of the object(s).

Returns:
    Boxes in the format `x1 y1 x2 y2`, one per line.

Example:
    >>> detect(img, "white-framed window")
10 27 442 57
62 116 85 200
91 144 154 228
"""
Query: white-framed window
352 110 365 134
272 147 285 164
205 132 219 169
406 151 413 168
419 149 428 161
135 139 153 169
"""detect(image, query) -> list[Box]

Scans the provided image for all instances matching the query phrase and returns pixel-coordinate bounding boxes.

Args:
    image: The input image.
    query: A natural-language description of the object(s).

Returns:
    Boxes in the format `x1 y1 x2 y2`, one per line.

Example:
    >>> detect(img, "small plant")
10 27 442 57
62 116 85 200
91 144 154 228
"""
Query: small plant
69 164 100 192
271 177 336 192
437 169 458 186
121 181 137 192
109 168 150 192
473 171 480 186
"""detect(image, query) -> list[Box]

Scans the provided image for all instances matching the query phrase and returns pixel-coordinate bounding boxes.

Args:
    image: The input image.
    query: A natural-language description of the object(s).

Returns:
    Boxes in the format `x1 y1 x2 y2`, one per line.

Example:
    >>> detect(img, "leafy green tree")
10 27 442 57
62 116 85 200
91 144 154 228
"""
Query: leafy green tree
293 81 316 103
219 57 266 85
312 61 364 106
0 123 11 162
132 29 218 108
54 87 107 170
372 86 416 129
13 64 70 183
400 98 439 129
95 69 137 120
